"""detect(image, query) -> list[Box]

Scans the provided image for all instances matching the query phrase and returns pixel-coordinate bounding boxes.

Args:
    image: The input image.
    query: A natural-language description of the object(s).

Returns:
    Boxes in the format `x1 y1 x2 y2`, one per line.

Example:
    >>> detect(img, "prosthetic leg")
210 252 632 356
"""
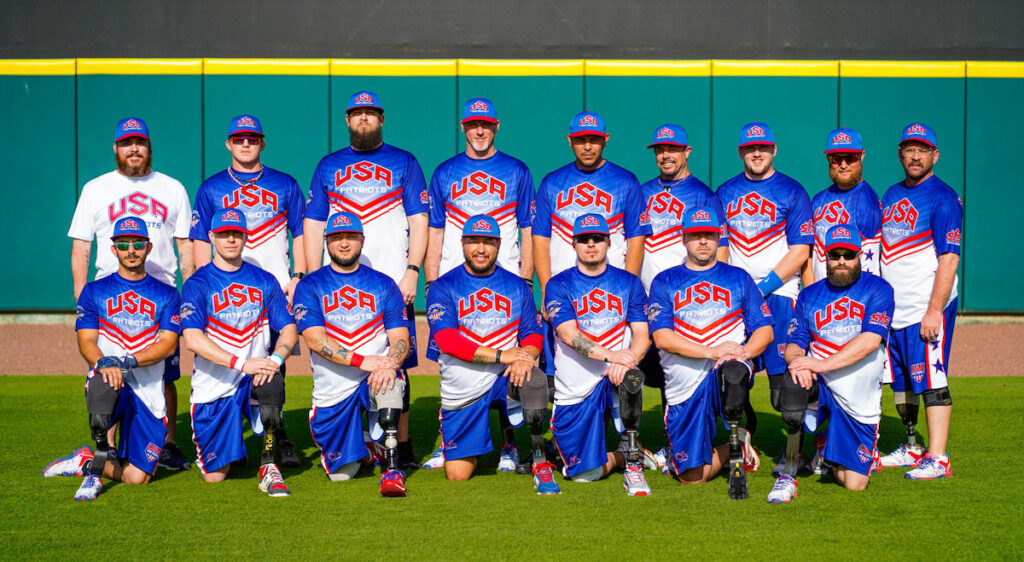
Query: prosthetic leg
615 369 645 464
271 363 300 468
376 377 406 497
519 370 552 471
719 360 751 500
86 373 121 478
894 391 920 448
254 375 290 497
780 373 817 478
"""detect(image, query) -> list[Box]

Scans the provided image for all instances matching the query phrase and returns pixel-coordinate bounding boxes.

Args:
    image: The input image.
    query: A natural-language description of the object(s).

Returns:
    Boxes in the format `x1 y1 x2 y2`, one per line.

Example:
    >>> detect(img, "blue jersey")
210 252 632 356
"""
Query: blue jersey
426 265 541 409
181 262 295 404
788 273 895 424
293 264 406 408
429 151 535 277
306 143 429 283
190 167 305 287
640 174 725 290
647 262 771 405
879 175 962 329
534 161 652 275
809 180 882 281
716 171 813 299
544 266 647 405
76 273 181 417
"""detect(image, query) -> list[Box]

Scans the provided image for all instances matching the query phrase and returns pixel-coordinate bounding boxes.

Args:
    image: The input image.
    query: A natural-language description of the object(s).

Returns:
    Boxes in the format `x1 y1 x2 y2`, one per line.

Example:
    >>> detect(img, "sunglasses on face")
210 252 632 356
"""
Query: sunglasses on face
574 234 608 245
826 250 858 261
114 241 148 251
116 138 148 148
828 153 861 166
230 136 263 145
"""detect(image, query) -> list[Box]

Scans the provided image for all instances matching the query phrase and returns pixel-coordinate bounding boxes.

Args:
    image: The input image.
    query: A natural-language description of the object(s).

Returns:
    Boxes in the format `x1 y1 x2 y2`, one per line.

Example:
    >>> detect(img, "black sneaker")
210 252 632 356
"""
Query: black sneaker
158 442 192 471
277 438 301 468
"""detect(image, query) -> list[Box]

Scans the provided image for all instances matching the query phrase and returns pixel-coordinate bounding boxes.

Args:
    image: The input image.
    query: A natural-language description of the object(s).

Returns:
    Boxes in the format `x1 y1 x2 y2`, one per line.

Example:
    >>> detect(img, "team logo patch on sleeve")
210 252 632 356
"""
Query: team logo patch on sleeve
190 210 199 229
427 303 446 321
420 190 430 205
761 302 772 317
646 303 661 323
179 302 196 320
75 305 85 320
946 229 961 245
787 317 798 336
869 311 891 328
545 300 562 318
800 220 814 235
292 303 308 322
170 313 182 326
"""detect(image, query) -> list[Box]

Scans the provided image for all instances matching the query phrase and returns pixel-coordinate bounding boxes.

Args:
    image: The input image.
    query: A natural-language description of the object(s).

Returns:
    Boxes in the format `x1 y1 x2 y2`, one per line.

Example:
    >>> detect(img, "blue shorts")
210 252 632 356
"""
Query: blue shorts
818 383 878 476
309 381 372 473
162 344 180 382
885 298 957 394
757 294 795 376
190 376 263 474
541 319 555 376
439 377 513 461
551 378 619 478
665 373 720 474
107 387 167 475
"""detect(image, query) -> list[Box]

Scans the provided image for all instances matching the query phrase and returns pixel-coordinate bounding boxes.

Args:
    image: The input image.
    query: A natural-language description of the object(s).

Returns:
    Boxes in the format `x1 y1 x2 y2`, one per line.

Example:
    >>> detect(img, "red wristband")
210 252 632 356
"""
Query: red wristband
350 353 365 369
229 355 243 371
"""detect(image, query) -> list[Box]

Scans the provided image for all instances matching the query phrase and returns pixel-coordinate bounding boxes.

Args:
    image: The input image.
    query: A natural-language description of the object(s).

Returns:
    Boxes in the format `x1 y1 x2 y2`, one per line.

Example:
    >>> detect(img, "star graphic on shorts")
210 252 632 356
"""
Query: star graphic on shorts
932 359 945 373
863 249 874 261
931 340 940 351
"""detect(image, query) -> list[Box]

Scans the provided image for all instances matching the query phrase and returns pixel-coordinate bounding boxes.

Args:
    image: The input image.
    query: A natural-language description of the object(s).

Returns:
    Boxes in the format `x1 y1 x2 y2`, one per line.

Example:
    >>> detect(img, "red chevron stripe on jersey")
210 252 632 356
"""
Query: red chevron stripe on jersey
644 224 683 253
809 333 842 359
580 318 627 349
205 312 269 349
98 319 160 354
328 189 403 224
325 313 384 349
458 320 520 349
881 230 934 264
726 220 786 255
245 213 287 249
672 308 743 345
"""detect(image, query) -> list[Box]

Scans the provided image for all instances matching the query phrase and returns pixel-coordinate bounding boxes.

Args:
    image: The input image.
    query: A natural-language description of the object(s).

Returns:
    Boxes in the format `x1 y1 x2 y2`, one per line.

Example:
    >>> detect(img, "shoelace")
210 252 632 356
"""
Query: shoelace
534 463 555 482
382 470 405 482
263 465 284 483
772 475 794 492
624 466 645 485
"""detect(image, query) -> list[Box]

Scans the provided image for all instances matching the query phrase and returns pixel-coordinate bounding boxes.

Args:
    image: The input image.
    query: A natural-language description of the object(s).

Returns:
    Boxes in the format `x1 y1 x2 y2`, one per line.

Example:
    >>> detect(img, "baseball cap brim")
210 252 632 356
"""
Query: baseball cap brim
461 116 499 124
211 225 249 234
682 225 720 234
648 141 688 148
112 233 150 241
462 231 501 238
825 242 861 252
569 131 609 138
738 140 775 148
115 132 149 142
347 105 383 114
229 130 264 137
824 148 864 154
899 138 936 148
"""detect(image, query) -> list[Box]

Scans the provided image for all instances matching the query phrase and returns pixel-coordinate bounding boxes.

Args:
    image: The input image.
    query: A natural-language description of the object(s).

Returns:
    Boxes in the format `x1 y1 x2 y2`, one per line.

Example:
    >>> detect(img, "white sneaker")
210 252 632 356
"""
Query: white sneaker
771 451 806 477
767 473 798 504
623 462 651 496
43 446 94 477
74 475 103 501
497 444 519 472
642 446 667 472
422 446 445 470
905 453 951 480
879 444 924 468
809 434 831 475
258 463 291 497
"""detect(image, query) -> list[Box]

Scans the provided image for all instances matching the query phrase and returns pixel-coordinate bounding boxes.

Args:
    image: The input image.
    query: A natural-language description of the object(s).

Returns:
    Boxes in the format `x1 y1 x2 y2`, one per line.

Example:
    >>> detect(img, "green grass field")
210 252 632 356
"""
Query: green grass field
3 375 1023 559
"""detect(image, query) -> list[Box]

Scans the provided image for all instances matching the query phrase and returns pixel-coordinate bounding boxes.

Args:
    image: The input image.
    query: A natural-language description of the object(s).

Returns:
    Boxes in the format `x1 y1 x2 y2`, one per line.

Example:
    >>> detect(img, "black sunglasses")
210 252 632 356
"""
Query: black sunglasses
574 234 608 245
826 250 858 261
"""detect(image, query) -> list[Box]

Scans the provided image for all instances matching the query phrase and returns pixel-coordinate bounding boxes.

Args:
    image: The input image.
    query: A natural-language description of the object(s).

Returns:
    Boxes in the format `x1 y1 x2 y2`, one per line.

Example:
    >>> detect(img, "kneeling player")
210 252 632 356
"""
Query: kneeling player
292 212 411 496
426 215 543 483
181 209 298 497
647 207 772 499
545 214 652 495
45 218 181 500
770 225 895 503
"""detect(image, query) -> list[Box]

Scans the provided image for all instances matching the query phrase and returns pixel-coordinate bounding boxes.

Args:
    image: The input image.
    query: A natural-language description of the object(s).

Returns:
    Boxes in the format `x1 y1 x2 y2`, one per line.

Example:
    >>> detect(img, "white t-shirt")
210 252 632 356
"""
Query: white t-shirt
68 170 192 287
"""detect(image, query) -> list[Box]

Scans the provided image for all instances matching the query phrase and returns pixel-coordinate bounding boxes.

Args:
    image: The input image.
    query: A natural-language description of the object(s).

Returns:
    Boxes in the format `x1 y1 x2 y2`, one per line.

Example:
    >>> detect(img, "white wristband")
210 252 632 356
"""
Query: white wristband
229 356 243 371
269 353 284 367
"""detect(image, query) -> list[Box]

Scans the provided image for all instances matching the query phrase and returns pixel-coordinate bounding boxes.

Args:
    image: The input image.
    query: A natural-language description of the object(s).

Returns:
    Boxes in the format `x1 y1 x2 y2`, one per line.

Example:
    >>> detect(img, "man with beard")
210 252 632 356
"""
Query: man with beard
425 215 543 485
877 123 962 480
292 212 411 496
305 91 428 470
422 98 537 472
770 225 894 503
805 128 882 284
68 117 194 472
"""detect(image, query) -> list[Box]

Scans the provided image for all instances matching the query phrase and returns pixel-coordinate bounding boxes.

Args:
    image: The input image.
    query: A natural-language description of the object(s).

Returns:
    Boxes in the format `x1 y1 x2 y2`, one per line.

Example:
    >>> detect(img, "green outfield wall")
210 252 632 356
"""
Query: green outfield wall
2 59 1021 312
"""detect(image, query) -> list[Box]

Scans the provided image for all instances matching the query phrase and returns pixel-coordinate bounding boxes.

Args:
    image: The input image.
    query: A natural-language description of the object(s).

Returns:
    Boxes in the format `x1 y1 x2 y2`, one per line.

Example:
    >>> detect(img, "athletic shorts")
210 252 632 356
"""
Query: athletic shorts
109 386 167 475
665 373 719 474
190 376 262 474
309 381 372 474
551 378 619 478
162 344 180 382
757 293 795 376
818 383 878 476
885 298 957 394
439 377 512 461
541 318 555 376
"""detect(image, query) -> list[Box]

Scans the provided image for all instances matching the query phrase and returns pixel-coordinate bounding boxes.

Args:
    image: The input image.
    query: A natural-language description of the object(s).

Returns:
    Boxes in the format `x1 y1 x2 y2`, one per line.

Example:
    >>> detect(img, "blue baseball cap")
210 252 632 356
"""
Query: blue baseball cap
347 90 383 114
211 208 249 234
115 117 149 142
572 214 610 237
738 122 774 147
825 127 863 154
682 206 721 234
569 111 608 138
461 214 501 238
112 217 149 239
647 123 689 148
461 97 498 124
325 211 364 236
900 122 937 148
824 224 862 252
227 114 263 137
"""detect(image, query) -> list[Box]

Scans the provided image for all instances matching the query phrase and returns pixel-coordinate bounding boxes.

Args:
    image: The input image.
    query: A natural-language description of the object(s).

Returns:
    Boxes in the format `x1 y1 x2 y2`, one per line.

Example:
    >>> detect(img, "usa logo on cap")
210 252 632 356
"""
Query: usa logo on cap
124 218 141 229
656 127 674 139
355 93 374 104
907 124 927 136
333 215 352 227
581 215 599 227
224 210 242 221
461 214 500 238
470 100 489 112
747 126 765 137
834 226 851 238
473 219 490 231
124 119 143 131
832 132 852 145
693 209 711 221
580 114 598 126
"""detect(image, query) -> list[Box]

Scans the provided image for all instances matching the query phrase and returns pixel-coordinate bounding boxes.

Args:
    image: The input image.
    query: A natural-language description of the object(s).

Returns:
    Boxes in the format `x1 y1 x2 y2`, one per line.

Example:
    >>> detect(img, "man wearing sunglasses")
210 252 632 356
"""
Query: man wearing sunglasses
770 225 894 504
189 114 307 468
544 214 651 495
45 217 182 501
68 116 194 472
878 123 962 480
181 209 298 497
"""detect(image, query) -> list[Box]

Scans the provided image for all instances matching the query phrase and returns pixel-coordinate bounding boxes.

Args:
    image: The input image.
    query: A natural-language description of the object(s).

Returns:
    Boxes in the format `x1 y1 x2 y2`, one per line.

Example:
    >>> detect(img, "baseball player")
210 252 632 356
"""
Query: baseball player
639 123 728 469
647 207 771 499
44 217 181 501
292 212 411 496
878 123 962 479
544 214 651 496
770 225 895 503
805 128 882 284
304 91 428 469
190 114 306 468
425 215 544 484
181 209 298 497
421 97 536 471
68 117 193 471
716 122 813 472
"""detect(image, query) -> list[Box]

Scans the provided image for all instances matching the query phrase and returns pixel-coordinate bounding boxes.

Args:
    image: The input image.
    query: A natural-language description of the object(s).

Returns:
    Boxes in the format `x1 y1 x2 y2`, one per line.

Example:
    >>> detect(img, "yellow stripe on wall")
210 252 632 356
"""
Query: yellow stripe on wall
77 58 202 75
459 59 584 76
0 59 75 75
713 60 838 77
840 60 965 78
204 59 329 75
966 61 1024 78
331 59 457 76
585 60 711 77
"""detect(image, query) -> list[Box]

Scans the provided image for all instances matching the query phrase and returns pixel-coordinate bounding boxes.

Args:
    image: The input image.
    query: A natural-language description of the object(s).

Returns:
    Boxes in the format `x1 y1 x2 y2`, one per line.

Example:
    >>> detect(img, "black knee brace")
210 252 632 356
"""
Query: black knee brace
86 376 120 476
379 408 401 471
923 387 953 407
719 360 749 424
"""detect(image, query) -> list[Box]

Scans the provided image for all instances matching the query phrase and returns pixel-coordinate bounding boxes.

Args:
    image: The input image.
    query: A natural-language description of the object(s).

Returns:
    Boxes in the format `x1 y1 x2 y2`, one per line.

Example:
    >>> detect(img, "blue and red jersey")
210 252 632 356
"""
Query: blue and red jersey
809 181 882 281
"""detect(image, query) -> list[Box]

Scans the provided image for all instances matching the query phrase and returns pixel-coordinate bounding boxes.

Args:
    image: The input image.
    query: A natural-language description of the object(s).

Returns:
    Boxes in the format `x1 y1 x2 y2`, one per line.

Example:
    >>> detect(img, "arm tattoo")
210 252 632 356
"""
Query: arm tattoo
389 338 409 363
314 335 350 363
570 333 595 358
471 347 493 364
